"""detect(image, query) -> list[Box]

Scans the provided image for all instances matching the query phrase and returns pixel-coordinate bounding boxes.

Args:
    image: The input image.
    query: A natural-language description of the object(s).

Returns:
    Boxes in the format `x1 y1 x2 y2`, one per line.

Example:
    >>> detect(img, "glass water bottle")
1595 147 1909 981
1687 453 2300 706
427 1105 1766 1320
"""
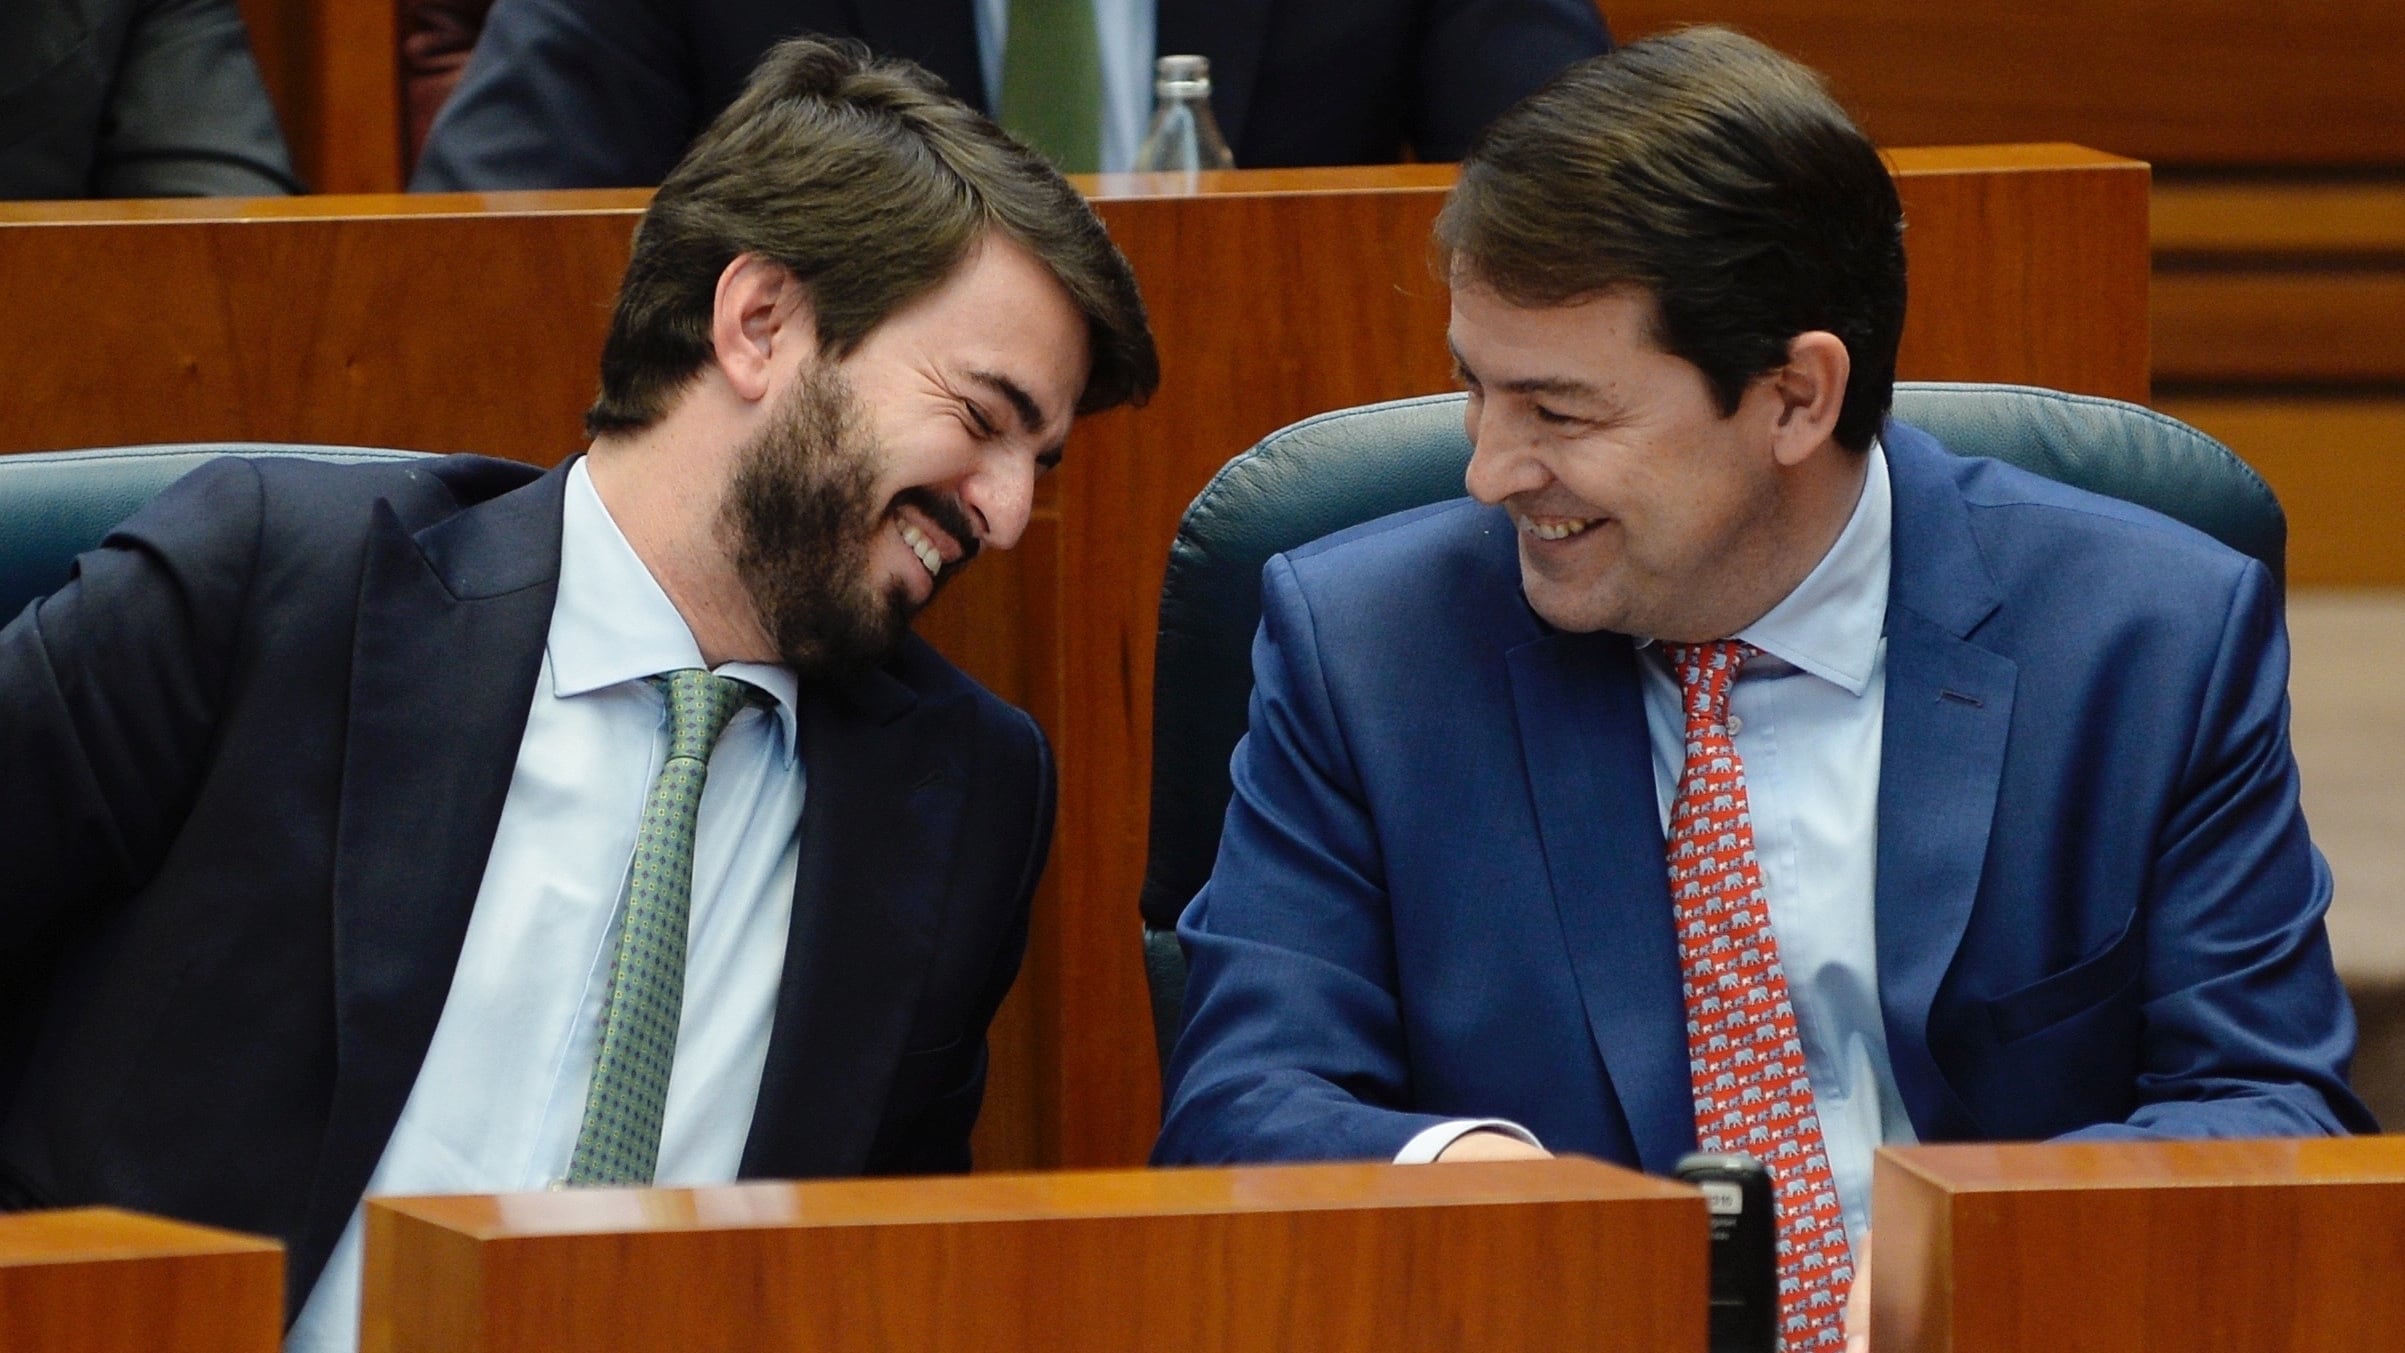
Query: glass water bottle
1134 55 1235 172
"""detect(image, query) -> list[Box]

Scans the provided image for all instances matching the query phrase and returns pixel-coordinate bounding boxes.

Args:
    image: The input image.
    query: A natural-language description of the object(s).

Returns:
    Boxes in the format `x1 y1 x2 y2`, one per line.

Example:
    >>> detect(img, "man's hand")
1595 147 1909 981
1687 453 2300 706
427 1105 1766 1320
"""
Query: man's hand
1432 1129 1554 1163
1844 1229 1872 1352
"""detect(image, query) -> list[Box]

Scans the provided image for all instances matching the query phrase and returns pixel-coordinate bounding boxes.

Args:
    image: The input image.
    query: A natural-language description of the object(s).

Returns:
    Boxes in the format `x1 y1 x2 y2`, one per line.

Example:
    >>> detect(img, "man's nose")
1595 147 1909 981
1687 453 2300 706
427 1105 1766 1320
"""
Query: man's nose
1462 406 1544 505
963 452 1037 552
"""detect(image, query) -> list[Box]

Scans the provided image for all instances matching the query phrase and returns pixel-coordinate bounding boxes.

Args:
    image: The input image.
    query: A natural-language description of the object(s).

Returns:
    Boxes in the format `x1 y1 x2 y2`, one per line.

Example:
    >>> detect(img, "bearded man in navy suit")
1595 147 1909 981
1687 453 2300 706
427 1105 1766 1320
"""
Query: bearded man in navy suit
1156 28 2370 1353
0 37 1155 1349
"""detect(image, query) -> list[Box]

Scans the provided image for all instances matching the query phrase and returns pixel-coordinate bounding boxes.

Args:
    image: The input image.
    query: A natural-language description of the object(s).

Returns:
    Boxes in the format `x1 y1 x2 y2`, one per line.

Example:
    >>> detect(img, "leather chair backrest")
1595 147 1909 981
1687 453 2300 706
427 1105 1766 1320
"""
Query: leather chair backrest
0 444 429 625
1137 382 2286 1071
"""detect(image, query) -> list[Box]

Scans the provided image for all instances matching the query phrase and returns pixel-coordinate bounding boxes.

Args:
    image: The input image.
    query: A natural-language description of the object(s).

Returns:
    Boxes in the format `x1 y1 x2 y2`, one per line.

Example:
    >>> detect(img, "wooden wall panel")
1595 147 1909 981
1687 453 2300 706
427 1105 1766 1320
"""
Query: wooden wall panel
237 0 406 193
0 1208 282 1353
1884 145 2150 401
2156 274 2405 384
0 194 636 459
1053 174 1459 1165
1604 3 2405 168
2153 177 2405 584
0 153 2149 1172
2155 396 2405 587
2154 180 2405 256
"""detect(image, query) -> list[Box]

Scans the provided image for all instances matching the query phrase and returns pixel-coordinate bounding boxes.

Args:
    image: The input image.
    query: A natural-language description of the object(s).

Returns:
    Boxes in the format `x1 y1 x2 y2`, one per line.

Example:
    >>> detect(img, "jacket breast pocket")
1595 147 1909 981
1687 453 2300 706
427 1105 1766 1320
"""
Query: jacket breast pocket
1983 913 2144 1045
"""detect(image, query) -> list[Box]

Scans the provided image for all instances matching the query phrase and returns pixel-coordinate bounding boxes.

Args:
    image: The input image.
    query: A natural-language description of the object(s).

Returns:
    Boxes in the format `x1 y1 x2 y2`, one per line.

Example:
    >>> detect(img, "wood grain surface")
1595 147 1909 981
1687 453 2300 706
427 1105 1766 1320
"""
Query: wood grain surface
2156 274 2405 385
0 1208 283 1353
2151 175 2405 584
1604 3 2405 167
361 1158 1706 1353
2155 395 2405 587
1873 1138 2405 1353
236 0 407 193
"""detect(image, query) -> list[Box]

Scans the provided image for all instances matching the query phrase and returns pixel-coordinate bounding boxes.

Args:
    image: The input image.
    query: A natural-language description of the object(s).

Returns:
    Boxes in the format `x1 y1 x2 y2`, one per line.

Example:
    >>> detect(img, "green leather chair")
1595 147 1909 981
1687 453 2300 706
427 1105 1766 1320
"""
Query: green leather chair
1137 383 2288 1074
0 444 427 624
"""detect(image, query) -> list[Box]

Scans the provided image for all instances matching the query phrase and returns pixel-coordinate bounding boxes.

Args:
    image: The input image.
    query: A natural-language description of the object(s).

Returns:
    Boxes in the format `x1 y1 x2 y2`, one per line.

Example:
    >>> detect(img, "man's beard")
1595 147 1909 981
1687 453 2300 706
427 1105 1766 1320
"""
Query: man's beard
721 363 973 682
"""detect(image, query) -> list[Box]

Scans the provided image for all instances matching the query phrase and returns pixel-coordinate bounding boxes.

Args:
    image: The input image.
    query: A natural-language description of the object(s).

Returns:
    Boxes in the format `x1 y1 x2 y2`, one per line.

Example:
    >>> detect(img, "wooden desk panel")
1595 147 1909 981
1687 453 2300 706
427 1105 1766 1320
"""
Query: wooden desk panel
0 1208 283 1353
0 153 2148 1171
1873 1138 2405 1352
1606 3 2405 168
362 1158 1705 1353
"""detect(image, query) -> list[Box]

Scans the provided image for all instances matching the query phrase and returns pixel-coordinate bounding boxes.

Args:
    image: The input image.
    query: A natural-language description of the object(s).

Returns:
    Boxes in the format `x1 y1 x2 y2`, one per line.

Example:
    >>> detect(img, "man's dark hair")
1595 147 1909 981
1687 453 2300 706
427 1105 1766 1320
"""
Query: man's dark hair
1435 26 1906 452
588 38 1158 436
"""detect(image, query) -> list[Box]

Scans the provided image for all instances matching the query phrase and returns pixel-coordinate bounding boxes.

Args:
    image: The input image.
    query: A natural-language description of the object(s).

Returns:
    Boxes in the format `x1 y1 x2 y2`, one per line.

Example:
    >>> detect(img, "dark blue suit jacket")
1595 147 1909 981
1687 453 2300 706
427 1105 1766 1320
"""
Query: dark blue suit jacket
1156 422 2373 1169
410 0 1611 189
0 456 1050 1321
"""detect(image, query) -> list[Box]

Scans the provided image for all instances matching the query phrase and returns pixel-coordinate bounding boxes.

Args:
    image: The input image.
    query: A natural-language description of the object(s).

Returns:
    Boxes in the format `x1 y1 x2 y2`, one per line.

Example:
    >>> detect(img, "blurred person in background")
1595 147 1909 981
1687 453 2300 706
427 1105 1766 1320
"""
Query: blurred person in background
409 0 1611 187
2 0 298 199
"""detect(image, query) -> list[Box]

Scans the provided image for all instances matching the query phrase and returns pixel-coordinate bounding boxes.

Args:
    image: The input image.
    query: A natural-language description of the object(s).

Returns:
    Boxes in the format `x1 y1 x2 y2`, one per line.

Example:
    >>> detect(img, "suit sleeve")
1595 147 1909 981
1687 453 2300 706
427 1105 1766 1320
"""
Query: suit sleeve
0 459 264 965
2071 558 2376 1138
1154 555 1467 1164
1409 0 1611 161
409 0 695 190
93 0 299 196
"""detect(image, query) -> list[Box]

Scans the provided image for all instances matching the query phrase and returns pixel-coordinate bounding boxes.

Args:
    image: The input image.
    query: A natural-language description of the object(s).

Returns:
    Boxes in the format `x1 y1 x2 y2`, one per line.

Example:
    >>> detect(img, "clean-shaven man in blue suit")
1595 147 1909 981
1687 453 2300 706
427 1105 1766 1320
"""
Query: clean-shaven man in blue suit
1154 27 2372 1353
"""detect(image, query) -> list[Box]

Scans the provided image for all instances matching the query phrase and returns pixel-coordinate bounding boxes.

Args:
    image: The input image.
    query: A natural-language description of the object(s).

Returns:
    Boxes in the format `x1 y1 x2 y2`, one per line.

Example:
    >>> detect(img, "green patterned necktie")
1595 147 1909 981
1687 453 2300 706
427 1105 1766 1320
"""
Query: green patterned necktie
567 669 751 1186
998 0 1103 172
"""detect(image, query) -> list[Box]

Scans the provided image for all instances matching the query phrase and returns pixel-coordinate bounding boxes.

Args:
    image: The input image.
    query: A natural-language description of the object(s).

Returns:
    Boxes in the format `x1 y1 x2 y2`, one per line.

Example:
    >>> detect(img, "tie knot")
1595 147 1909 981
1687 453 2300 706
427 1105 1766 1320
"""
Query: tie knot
658 669 750 763
1665 640 1755 718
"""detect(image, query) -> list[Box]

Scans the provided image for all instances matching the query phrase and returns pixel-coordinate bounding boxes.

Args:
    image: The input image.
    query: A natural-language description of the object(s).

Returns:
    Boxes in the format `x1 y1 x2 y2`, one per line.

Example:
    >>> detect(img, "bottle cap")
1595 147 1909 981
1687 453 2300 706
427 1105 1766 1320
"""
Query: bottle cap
1154 54 1212 95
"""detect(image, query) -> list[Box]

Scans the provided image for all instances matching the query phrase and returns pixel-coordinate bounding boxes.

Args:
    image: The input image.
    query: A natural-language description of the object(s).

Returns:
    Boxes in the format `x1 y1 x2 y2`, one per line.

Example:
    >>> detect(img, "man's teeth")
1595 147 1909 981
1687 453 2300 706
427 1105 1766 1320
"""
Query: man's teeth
1524 516 1597 541
898 521 942 575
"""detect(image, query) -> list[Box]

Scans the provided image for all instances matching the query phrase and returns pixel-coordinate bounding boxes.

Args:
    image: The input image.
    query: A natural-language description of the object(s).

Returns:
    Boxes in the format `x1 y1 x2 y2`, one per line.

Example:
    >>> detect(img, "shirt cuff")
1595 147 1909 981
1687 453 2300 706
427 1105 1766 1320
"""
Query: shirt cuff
1395 1118 1543 1164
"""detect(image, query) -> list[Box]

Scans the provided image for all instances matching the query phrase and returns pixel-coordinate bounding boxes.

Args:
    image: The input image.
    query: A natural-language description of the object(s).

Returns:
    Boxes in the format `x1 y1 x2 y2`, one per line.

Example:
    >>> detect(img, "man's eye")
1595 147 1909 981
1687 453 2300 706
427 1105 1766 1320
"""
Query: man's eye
965 403 998 435
1535 406 1578 426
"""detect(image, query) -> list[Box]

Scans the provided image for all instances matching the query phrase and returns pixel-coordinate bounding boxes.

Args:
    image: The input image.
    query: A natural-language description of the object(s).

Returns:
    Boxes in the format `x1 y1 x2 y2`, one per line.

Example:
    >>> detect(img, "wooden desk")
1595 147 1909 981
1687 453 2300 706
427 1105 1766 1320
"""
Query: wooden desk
0 1207 283 1353
1874 1137 2405 1352
361 1157 1704 1352
0 151 2150 1169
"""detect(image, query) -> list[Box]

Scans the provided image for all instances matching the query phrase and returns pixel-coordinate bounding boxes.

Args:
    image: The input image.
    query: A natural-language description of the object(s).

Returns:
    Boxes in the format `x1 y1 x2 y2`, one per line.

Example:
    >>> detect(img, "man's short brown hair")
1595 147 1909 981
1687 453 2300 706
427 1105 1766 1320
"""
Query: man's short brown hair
1436 26 1906 452
588 38 1158 436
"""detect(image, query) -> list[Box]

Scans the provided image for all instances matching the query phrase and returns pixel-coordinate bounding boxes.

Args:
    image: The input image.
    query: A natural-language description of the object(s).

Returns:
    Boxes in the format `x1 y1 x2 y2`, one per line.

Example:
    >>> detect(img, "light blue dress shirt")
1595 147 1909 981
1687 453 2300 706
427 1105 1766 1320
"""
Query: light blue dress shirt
974 0 1156 172
284 459 806 1353
1407 440 1914 1254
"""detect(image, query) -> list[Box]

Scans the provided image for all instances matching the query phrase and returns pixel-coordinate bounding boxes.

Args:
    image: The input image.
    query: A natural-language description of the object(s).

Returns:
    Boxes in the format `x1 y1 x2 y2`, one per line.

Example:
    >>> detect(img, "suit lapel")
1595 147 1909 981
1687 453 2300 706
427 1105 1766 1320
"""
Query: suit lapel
1508 630 1695 1172
294 470 565 1301
847 0 988 107
1874 426 2015 1136
741 661 964 1178
1156 0 1273 152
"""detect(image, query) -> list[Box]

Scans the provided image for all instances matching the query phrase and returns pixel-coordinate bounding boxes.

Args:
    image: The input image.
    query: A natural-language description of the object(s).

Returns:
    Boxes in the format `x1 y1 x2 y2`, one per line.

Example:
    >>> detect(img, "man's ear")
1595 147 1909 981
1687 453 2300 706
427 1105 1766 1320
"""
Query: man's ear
1766 330 1851 468
710 253 816 405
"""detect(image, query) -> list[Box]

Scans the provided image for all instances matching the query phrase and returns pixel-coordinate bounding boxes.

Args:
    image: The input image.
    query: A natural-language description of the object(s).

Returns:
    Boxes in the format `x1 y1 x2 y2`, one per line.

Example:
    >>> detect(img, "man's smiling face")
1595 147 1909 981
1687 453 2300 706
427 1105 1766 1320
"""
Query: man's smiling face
1450 282 1797 643
723 233 1089 678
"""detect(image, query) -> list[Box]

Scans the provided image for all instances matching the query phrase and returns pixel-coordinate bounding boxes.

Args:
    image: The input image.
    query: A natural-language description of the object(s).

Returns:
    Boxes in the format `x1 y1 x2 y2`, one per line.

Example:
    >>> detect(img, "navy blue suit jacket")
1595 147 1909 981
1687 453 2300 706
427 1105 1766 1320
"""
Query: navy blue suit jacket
410 0 1610 189
0 456 1050 1320
1156 422 2372 1169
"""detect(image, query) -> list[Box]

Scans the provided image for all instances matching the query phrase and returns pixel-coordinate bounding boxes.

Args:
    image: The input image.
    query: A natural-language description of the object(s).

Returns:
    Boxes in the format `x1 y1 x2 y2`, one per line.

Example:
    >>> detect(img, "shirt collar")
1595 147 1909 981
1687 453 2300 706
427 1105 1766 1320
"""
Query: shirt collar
1734 436 1891 696
549 458 801 762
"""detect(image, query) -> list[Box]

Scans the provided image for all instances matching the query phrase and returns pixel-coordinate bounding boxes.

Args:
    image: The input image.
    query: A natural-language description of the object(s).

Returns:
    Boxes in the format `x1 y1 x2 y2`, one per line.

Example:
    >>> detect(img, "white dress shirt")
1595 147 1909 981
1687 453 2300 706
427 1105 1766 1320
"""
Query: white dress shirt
285 460 806 1353
974 0 1156 172
1406 440 1915 1254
